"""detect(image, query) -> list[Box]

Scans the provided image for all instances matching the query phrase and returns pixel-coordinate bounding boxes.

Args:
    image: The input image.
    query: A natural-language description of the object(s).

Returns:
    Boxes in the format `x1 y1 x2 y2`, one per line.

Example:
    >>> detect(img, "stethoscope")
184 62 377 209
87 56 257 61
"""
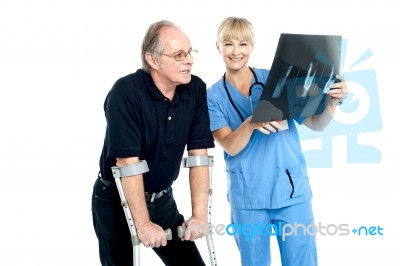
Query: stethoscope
223 67 265 122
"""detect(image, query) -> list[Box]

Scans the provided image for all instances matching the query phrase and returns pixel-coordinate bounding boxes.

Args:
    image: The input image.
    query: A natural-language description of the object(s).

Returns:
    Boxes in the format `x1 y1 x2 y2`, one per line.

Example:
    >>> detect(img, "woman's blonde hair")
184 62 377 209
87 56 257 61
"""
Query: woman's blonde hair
216 17 255 45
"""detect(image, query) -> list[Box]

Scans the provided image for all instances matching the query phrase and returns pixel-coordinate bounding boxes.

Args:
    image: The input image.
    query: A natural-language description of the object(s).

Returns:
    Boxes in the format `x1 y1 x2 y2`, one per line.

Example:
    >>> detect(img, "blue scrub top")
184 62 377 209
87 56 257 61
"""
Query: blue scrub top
207 68 312 209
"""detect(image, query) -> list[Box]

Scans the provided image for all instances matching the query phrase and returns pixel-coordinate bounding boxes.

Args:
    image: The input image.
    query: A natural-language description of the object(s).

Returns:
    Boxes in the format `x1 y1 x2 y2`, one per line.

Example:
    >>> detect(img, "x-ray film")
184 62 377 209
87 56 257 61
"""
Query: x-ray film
251 33 342 123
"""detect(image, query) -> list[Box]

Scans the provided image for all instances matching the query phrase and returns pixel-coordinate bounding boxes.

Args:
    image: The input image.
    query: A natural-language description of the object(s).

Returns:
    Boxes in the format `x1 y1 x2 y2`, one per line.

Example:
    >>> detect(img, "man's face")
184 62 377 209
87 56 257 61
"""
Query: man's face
156 27 194 86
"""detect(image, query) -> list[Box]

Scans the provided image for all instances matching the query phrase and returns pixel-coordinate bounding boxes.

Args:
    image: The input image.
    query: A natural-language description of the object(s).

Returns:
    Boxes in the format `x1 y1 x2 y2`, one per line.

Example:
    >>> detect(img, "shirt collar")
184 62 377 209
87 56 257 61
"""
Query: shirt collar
139 69 191 102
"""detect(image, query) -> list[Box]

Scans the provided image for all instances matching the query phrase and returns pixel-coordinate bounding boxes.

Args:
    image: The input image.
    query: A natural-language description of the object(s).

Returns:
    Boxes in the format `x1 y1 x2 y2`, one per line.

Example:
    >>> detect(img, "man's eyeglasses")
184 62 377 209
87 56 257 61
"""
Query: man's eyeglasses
161 50 198 61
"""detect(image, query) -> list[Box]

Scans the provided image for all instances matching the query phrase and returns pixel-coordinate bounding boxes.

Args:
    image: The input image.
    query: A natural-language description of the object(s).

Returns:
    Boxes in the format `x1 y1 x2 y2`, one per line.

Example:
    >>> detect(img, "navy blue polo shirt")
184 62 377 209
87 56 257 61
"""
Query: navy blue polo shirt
99 69 215 192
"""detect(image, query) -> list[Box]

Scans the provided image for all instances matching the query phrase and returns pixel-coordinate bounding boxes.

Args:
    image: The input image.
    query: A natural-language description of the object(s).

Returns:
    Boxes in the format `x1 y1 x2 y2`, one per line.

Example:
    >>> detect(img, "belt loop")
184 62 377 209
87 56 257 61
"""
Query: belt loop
144 187 171 202
99 177 113 188
150 193 156 202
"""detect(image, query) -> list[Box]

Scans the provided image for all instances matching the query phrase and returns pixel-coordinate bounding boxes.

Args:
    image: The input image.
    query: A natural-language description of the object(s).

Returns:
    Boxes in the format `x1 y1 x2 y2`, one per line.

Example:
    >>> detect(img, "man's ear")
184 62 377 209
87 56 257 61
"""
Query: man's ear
145 53 159 70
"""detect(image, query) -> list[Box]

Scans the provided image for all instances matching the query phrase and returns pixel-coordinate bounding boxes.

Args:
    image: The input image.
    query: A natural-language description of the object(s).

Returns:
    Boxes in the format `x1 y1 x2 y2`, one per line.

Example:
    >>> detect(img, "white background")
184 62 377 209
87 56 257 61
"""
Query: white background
1 0 399 265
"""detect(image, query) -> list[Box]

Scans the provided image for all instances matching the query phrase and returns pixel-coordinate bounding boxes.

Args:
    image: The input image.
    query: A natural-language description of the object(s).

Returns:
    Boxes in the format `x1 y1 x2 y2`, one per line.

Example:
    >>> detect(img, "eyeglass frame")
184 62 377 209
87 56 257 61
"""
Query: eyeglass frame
160 49 198 61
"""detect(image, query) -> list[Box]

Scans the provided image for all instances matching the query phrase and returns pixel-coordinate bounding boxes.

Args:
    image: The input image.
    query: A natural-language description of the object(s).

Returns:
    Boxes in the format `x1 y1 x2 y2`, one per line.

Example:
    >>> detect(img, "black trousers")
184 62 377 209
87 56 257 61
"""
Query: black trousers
91 177 205 266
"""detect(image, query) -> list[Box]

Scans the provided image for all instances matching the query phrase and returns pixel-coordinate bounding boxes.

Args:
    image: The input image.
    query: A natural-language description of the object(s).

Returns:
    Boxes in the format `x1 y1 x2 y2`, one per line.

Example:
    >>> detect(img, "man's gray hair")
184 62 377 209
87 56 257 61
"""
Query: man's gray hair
141 20 180 73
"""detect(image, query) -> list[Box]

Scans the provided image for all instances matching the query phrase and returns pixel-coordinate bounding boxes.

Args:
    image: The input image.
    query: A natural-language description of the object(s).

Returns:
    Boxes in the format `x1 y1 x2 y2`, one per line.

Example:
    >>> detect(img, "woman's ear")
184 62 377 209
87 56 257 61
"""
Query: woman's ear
216 42 221 53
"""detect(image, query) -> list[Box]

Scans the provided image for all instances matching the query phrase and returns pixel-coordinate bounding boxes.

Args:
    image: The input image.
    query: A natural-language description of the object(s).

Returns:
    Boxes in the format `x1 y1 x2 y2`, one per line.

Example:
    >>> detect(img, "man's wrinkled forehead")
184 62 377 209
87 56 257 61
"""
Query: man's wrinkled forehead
159 26 191 52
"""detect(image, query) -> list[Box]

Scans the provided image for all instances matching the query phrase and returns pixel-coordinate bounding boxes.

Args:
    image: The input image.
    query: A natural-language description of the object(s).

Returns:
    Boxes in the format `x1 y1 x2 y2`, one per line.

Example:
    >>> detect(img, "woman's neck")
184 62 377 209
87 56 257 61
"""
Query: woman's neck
225 66 253 96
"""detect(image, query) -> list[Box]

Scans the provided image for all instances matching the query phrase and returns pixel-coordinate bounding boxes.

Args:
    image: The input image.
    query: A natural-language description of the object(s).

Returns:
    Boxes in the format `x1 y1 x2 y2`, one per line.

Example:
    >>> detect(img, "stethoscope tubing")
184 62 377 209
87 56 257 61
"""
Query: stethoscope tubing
223 67 265 122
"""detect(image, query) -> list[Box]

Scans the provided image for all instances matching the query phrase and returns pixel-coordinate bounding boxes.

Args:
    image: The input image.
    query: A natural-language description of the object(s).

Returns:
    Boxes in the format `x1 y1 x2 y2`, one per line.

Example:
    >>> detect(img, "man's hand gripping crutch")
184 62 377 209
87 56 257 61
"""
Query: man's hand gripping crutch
178 154 218 266
111 158 172 266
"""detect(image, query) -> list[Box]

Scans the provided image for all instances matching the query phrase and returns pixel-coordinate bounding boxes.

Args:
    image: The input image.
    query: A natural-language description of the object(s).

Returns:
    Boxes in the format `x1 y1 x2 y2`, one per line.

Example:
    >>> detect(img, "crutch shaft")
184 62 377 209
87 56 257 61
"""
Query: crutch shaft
177 226 217 266
112 161 173 266
206 234 217 266
180 154 218 266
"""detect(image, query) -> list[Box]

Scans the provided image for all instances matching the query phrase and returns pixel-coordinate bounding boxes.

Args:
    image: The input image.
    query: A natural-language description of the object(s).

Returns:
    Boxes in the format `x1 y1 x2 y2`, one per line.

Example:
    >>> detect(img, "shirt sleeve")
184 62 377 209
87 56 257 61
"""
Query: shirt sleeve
207 85 231 132
207 95 230 132
294 116 306 125
105 86 142 158
186 78 215 150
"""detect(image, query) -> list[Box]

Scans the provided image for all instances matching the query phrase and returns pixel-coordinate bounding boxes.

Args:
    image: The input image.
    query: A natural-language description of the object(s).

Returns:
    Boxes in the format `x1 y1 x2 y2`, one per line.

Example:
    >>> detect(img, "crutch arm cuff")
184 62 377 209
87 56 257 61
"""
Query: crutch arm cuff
111 160 149 179
182 155 214 168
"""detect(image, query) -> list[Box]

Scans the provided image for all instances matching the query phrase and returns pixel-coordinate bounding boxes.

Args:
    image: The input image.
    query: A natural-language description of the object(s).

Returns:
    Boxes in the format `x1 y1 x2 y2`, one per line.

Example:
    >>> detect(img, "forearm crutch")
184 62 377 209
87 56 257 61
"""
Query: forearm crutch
178 155 217 266
111 161 172 266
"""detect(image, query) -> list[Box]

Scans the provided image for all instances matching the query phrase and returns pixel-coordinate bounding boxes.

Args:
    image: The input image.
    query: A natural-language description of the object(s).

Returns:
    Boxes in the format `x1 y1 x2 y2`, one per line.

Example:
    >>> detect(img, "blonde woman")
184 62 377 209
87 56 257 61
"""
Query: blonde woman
207 17 347 266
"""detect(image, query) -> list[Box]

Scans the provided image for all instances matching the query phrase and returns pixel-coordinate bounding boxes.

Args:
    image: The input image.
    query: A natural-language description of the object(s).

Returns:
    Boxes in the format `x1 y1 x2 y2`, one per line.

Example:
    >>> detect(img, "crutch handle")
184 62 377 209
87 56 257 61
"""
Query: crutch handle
135 228 172 244
177 226 185 238
177 225 209 239
165 228 173 241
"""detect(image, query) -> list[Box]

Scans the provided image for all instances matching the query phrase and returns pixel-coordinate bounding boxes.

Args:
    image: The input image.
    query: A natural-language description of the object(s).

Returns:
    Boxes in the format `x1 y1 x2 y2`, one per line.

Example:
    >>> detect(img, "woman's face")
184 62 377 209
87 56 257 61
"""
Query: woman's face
217 39 253 71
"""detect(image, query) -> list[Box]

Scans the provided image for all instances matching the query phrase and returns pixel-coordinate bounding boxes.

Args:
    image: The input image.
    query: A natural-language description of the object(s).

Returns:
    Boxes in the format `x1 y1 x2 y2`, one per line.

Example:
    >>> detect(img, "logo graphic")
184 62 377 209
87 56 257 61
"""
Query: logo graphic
297 39 382 167
186 221 384 240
